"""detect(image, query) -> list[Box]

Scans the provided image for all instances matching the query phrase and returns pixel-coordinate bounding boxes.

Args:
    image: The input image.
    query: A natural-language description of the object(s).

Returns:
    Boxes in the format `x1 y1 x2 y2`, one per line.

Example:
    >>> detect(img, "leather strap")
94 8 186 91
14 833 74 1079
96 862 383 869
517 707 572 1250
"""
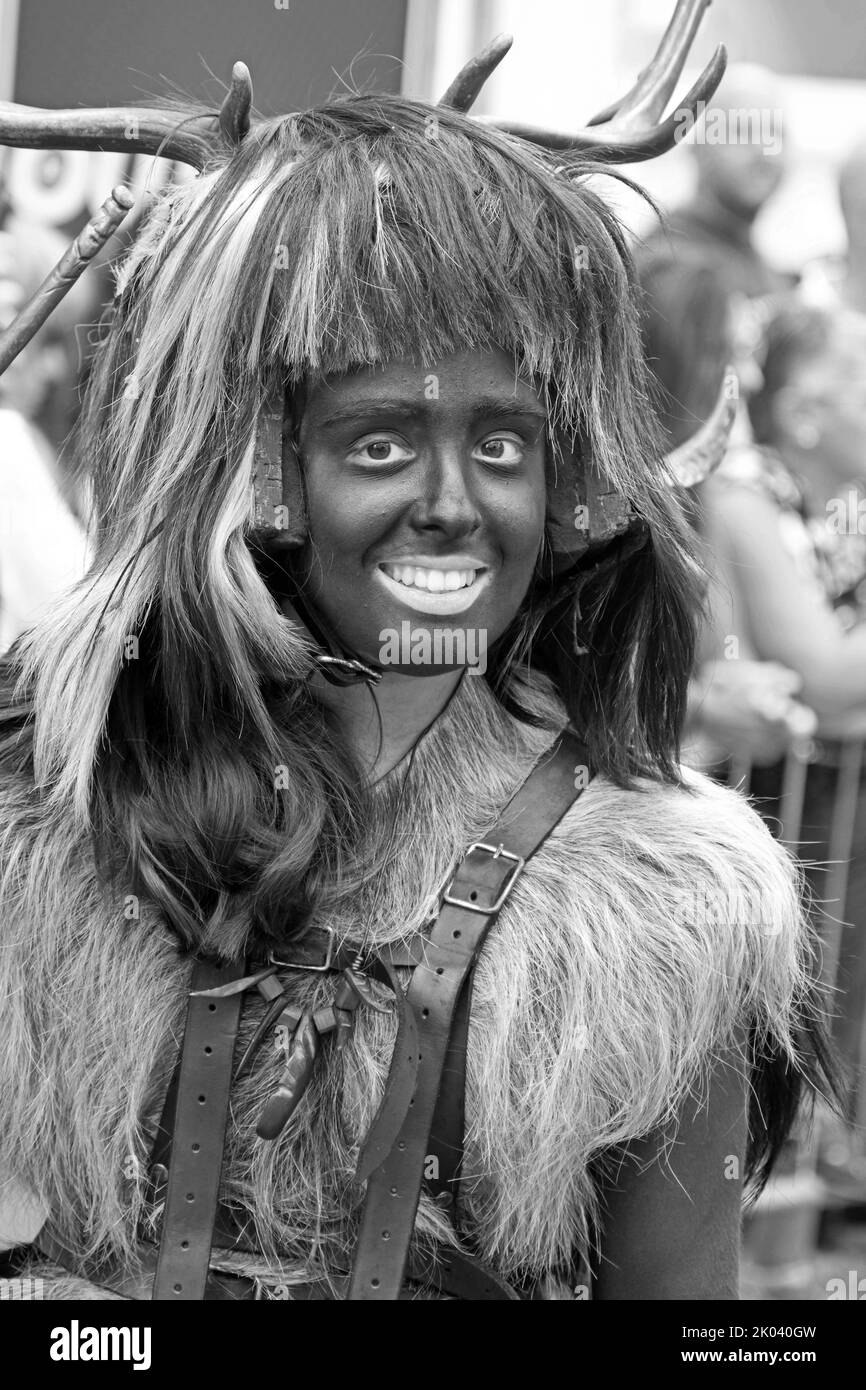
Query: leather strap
347 730 589 1300
151 955 248 1300
425 969 475 1216
36 1227 520 1301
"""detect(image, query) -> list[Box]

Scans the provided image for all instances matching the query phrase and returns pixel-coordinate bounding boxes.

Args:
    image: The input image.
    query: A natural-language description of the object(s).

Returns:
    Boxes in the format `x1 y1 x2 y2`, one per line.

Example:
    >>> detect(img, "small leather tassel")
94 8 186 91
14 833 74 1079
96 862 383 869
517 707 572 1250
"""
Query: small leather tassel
256 1010 319 1140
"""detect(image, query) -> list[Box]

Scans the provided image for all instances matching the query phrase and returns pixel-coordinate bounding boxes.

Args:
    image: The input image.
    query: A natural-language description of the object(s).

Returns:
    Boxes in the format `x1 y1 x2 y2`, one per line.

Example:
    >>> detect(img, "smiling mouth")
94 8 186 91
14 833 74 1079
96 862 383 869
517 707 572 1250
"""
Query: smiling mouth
380 563 482 593
375 563 491 615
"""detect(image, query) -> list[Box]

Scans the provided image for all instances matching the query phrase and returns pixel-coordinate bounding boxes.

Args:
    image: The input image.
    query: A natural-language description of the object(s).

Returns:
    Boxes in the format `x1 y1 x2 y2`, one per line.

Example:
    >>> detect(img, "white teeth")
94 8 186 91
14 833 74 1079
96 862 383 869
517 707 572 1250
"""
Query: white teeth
383 564 480 591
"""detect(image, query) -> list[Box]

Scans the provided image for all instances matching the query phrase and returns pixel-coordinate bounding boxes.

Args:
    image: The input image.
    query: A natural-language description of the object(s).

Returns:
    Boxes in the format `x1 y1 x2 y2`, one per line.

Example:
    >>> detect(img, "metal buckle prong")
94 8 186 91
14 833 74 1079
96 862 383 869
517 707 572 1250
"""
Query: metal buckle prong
442 841 525 915
268 926 335 973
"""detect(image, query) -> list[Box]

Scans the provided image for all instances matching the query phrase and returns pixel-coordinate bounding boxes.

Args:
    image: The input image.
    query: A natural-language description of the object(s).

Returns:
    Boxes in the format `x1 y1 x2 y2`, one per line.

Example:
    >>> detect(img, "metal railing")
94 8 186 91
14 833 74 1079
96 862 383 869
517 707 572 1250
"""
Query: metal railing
731 731 866 1297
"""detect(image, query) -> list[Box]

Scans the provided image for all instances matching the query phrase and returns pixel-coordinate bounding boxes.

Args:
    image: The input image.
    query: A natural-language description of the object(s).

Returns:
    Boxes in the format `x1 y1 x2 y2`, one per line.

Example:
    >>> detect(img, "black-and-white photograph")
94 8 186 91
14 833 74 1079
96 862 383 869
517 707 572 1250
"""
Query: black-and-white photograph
0 0 864 1352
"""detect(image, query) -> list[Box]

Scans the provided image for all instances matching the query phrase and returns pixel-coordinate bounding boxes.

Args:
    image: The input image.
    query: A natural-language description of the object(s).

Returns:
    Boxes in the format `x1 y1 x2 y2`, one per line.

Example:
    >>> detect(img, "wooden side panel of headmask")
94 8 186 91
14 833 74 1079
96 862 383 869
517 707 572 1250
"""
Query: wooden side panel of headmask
251 385 307 548
546 437 637 571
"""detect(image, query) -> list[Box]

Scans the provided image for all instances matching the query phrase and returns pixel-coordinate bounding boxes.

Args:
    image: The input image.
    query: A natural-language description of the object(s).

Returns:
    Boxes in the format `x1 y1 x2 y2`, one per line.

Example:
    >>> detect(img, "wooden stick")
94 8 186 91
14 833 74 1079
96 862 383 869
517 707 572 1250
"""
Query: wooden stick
0 184 134 374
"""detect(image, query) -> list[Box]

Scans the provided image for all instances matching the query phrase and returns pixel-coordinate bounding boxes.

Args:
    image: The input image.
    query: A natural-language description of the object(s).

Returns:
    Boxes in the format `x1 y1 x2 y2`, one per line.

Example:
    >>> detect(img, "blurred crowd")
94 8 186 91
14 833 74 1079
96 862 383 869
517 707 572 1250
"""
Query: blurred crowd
1 59 866 1296
635 64 866 1291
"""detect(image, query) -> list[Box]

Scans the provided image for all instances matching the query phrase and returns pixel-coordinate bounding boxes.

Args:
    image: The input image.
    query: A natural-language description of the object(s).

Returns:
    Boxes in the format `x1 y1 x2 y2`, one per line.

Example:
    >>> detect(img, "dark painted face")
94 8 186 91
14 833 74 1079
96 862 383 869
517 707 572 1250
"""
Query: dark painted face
292 348 548 674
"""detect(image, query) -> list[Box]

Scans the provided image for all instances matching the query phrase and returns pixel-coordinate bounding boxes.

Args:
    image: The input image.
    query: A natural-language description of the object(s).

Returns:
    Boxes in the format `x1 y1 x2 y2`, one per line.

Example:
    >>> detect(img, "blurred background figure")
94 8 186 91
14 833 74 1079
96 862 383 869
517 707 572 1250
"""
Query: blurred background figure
801 139 866 315
639 63 792 303
837 142 866 315
637 253 817 773
701 302 866 1174
0 196 94 652
704 304 866 726
641 237 866 1270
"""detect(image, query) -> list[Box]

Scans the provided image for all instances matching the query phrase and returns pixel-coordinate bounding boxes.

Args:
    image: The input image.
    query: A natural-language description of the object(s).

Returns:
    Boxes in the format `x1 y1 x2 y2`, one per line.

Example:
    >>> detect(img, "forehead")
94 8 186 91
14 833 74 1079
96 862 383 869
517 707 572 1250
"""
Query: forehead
300 347 546 424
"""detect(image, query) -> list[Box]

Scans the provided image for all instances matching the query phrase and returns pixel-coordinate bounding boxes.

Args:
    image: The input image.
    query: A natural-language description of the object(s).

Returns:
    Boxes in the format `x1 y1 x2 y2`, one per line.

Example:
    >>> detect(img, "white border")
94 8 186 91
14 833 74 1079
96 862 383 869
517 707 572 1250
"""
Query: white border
0 0 19 101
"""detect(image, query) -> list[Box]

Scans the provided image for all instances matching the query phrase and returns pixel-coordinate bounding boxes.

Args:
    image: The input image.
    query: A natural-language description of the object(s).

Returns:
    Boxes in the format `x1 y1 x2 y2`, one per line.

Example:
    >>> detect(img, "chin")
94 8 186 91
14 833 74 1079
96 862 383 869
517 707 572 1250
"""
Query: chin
366 614 491 679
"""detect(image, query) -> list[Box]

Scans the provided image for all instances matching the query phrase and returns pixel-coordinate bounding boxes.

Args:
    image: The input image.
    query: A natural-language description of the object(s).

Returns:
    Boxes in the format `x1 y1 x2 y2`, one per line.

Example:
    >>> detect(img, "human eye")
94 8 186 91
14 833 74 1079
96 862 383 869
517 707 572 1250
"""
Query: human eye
473 432 526 469
346 433 416 468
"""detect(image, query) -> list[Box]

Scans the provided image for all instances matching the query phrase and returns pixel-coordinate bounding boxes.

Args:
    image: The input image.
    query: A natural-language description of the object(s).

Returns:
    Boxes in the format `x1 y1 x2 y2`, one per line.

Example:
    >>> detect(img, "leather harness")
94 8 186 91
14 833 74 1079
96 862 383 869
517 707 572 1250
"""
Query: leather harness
37 729 591 1299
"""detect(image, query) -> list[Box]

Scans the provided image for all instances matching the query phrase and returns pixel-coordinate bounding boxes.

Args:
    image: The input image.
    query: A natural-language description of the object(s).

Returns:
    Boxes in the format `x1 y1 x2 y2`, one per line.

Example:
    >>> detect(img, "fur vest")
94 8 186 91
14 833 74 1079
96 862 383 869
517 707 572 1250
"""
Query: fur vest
0 669 808 1298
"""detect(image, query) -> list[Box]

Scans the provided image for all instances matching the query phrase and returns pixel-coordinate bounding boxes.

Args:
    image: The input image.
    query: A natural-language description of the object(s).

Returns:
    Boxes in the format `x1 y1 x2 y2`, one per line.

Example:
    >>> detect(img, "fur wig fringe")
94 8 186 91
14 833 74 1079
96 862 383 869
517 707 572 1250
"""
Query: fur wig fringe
0 669 817 1296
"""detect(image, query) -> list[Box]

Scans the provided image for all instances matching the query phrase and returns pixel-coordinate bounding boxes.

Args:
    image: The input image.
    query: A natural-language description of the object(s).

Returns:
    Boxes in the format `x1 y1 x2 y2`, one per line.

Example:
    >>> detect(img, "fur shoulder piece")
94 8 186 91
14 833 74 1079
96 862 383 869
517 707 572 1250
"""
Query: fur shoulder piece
0 661 815 1289
462 763 809 1277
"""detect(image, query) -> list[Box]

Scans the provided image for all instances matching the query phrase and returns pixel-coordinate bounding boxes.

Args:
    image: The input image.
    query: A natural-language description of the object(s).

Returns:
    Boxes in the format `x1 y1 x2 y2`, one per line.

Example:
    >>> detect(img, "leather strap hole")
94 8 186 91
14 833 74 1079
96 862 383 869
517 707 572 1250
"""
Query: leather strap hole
181 1240 190 1250
381 1230 391 1240
452 929 461 939
207 1003 217 1012
197 1094 206 1103
469 891 478 901
421 1008 429 1019
389 1186 398 1196
173 1283 182 1293
204 1046 213 1055
435 967 444 975
191 1143 200 1152
186 1192 195 1202
371 1278 380 1288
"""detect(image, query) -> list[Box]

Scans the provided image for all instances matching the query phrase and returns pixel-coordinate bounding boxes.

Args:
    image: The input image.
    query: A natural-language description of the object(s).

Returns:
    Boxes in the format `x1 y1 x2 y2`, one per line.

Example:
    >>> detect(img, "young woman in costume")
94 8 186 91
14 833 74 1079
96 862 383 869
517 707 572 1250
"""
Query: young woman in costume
0 5 836 1299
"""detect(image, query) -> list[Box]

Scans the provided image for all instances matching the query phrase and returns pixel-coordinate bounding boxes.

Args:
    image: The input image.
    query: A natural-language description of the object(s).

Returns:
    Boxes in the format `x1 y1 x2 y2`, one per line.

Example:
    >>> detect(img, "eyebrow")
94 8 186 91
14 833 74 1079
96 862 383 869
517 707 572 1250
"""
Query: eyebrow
313 394 548 431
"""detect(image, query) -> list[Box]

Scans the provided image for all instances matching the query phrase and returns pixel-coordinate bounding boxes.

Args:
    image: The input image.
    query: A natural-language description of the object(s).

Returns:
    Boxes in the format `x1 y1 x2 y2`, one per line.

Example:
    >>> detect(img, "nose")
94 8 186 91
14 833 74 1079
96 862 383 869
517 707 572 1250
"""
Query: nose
409 446 482 539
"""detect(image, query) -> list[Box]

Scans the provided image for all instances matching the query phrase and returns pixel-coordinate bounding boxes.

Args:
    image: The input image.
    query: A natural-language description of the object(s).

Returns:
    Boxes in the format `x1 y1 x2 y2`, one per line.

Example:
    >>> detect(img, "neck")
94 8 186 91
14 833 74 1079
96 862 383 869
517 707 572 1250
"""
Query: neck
690 186 756 242
312 666 466 782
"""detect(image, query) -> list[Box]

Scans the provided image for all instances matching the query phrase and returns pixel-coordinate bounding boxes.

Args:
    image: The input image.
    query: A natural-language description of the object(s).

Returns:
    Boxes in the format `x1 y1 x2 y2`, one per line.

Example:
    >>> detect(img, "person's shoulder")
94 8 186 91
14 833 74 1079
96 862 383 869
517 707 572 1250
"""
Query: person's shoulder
703 448 798 548
542 764 803 952
504 765 808 1148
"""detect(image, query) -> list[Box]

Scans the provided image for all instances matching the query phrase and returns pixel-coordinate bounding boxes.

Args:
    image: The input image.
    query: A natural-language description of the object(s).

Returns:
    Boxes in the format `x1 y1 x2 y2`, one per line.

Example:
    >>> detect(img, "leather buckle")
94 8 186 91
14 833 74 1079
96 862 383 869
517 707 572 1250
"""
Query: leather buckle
268 926 335 973
442 842 525 914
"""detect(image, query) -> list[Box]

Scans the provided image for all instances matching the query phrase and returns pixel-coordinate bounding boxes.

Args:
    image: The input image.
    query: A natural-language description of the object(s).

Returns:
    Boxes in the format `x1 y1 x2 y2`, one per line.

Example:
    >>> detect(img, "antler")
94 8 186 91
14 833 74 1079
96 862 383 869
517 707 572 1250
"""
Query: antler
587 0 714 131
664 367 738 488
438 34 513 112
0 59 255 173
219 61 253 143
0 102 222 171
478 0 726 163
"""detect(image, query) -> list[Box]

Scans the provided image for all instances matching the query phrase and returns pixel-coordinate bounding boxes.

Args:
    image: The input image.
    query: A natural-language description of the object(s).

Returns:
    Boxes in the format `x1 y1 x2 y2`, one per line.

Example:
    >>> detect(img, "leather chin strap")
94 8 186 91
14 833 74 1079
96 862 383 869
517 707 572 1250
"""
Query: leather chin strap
285 582 384 688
